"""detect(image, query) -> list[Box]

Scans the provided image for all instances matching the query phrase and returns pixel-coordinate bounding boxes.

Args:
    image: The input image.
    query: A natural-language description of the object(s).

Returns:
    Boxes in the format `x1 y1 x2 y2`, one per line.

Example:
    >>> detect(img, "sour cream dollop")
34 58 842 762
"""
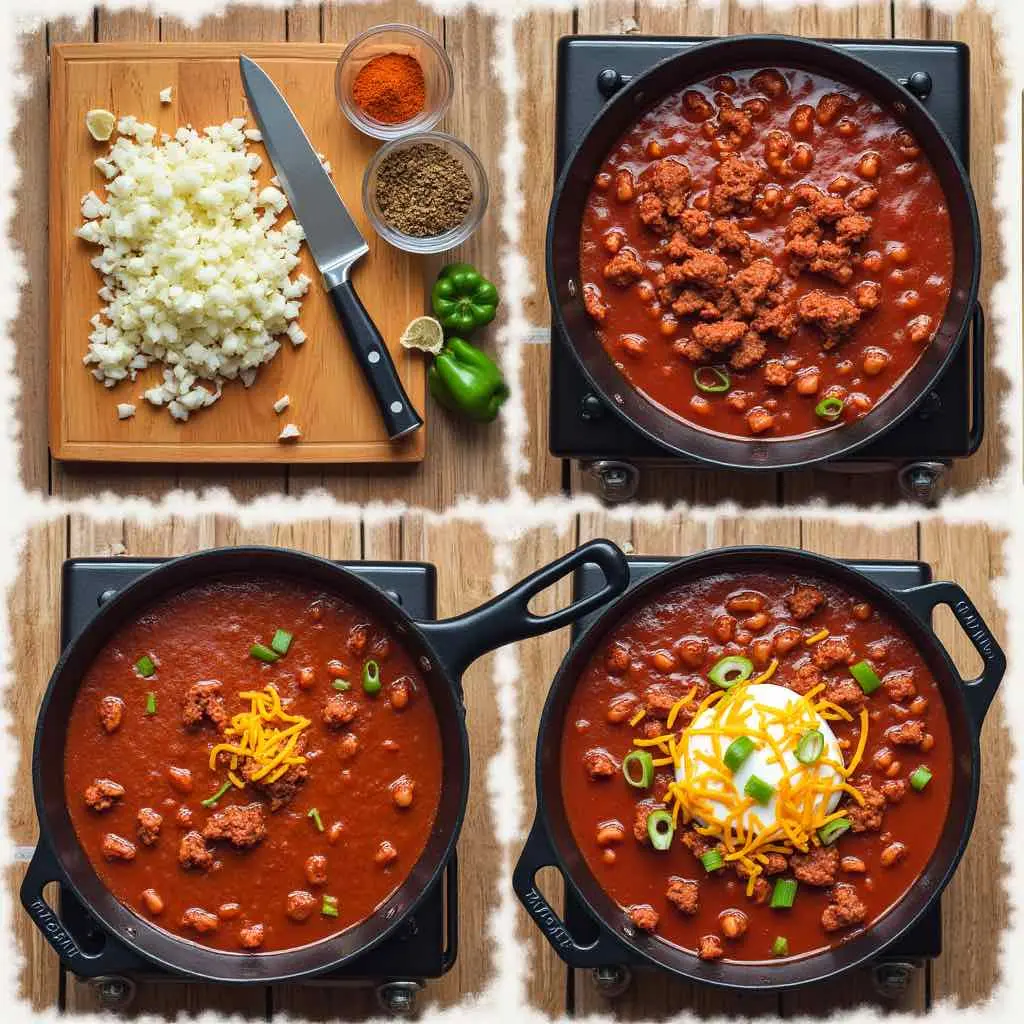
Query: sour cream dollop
676 682 845 837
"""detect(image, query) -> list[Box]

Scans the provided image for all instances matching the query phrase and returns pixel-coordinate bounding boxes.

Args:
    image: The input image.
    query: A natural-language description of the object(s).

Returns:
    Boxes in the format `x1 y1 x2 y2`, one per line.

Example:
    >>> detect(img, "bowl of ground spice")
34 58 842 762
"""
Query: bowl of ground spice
337 23 454 140
363 131 488 253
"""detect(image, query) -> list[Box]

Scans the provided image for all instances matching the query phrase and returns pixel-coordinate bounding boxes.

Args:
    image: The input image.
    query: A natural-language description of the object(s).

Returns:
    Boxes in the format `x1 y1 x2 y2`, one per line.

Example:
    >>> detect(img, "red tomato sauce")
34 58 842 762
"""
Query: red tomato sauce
64 577 442 953
560 572 952 962
579 67 954 439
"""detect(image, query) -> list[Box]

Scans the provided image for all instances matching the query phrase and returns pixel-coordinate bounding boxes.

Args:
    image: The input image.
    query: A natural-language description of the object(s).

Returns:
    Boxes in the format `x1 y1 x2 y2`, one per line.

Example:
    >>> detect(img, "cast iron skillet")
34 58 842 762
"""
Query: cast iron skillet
548 35 981 470
514 547 1003 990
23 541 629 984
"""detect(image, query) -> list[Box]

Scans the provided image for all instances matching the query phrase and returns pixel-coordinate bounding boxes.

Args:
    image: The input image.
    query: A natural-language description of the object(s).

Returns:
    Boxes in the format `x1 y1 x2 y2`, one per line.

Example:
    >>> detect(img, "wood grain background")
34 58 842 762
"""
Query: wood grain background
9 1 1012 1020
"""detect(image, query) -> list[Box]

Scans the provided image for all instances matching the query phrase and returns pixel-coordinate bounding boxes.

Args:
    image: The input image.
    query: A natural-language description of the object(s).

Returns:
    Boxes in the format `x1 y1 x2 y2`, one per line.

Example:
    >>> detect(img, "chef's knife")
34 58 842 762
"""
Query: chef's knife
239 55 423 441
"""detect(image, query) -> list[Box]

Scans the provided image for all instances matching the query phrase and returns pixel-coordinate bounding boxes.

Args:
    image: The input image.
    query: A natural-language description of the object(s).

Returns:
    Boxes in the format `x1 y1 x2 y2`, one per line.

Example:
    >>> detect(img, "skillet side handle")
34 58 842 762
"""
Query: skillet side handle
513 818 624 968
20 845 87 965
898 581 1006 730
418 539 629 681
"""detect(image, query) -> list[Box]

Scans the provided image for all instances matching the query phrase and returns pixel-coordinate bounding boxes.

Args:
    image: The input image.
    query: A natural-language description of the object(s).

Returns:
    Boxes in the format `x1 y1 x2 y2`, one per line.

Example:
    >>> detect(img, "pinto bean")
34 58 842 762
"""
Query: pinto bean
606 694 638 724
880 842 908 868
862 348 891 376
747 407 775 434
795 371 820 396
167 767 193 795
597 821 626 847
141 889 164 915
744 612 770 632
853 603 872 621
857 152 881 179
375 841 399 867
615 169 635 203
391 776 415 809
719 909 748 939
298 666 315 690
652 650 676 673
603 230 624 255
606 644 630 675
712 615 736 643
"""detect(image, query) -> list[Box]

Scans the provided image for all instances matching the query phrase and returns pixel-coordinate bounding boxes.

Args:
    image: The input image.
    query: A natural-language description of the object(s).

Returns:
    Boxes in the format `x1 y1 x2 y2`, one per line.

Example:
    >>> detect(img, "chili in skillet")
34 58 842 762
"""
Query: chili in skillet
64 577 442 953
579 67 954 439
560 572 951 962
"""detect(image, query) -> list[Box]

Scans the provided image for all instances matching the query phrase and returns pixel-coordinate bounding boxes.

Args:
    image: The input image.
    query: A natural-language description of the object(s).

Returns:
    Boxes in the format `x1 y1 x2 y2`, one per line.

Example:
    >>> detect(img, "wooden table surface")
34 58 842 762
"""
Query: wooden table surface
10 1 1011 1020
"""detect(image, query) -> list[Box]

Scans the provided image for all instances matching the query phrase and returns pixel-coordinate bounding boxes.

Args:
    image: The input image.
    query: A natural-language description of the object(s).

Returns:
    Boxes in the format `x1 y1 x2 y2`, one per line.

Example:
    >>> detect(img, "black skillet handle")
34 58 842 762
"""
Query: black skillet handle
898 581 1006 730
418 539 630 682
513 817 626 968
328 277 424 441
20 845 88 965
21 845 147 977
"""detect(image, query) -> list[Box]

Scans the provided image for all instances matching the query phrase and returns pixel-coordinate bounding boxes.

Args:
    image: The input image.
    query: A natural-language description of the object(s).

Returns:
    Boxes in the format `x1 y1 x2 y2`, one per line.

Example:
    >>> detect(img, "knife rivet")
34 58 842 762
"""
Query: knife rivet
368 351 381 364
390 401 403 413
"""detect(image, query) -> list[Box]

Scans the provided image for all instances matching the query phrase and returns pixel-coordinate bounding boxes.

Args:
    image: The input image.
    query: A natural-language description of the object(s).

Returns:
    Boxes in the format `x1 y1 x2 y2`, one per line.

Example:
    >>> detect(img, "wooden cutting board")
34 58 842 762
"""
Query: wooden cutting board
49 43 427 463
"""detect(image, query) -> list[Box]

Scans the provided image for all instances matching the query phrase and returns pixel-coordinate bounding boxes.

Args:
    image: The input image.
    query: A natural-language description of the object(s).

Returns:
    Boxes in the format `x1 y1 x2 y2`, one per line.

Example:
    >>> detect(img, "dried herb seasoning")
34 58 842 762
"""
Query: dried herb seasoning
375 142 473 237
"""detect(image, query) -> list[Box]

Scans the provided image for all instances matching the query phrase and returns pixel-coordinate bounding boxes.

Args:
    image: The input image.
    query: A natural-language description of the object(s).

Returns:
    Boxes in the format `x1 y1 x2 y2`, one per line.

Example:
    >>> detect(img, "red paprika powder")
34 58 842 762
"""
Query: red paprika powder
352 52 426 125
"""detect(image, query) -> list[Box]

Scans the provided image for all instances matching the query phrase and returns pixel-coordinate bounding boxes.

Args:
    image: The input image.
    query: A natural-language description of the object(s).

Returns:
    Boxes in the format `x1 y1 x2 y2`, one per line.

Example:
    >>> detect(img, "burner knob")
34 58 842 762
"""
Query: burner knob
384 589 403 607
905 71 933 100
98 588 119 607
597 69 623 98
580 393 605 420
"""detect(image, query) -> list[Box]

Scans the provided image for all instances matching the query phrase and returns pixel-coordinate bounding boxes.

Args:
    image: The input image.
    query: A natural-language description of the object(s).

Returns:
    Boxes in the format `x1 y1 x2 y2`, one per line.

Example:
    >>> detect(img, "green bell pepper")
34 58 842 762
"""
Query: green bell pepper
431 263 499 337
428 338 509 423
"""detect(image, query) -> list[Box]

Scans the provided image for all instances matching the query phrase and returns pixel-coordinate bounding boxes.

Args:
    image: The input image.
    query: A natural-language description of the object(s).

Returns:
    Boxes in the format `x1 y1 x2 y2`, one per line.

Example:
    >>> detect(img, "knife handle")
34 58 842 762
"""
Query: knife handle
327 278 424 440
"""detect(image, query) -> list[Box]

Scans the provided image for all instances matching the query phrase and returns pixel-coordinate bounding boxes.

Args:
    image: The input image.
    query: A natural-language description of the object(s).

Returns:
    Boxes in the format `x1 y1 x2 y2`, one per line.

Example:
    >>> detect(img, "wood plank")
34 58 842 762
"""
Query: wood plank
13 25 62 495
49 42 426 465
405 512 499 1010
9 519 67 1013
510 520 574 1016
919 522 1007 1006
892 1 1006 495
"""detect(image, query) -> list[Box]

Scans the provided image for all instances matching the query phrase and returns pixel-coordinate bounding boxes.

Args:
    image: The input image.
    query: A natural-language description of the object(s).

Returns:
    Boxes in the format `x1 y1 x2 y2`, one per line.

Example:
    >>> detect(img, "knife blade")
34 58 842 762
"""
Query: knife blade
239 55 423 441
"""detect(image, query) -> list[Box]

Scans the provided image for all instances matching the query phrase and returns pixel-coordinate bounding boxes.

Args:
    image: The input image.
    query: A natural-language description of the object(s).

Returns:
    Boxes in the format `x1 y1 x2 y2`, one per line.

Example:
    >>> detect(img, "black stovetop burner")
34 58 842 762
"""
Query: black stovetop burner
566 555 941 998
56 558 456 1013
550 37 984 504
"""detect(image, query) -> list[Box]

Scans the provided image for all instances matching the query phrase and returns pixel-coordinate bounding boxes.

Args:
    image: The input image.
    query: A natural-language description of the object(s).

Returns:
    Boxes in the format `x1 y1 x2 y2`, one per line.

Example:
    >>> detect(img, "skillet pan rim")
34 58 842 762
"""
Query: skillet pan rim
532 545 984 990
31 544 470 984
546 33 981 470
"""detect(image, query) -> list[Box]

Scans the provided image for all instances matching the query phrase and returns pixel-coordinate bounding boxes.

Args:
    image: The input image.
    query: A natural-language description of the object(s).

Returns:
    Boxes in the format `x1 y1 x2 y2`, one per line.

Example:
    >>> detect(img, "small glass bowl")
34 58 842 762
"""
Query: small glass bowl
363 132 489 254
336 23 454 141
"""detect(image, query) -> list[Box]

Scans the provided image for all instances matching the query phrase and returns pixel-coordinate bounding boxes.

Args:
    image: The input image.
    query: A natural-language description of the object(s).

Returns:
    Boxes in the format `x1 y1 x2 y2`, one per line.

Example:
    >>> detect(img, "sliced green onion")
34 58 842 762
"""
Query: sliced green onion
795 729 824 765
308 807 324 832
694 365 731 394
723 736 756 772
250 642 280 663
818 817 852 846
701 849 724 873
321 895 339 918
771 936 790 957
332 679 351 691
850 660 882 695
708 655 754 689
145 692 157 716
362 659 382 695
135 655 156 677
622 750 654 789
770 878 798 910
744 774 775 804
201 781 232 809
271 629 293 656
910 766 933 792
815 396 845 421
646 809 674 851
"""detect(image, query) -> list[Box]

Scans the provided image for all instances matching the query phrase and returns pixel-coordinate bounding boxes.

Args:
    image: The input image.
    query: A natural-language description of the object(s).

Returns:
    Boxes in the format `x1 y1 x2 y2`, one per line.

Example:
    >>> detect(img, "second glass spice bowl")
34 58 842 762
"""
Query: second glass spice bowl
363 132 488 254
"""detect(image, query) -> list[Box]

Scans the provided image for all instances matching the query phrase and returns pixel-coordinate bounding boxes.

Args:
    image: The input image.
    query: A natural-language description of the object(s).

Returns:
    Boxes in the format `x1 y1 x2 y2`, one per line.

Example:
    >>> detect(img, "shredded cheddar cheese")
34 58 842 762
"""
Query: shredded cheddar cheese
209 684 310 788
805 628 830 645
